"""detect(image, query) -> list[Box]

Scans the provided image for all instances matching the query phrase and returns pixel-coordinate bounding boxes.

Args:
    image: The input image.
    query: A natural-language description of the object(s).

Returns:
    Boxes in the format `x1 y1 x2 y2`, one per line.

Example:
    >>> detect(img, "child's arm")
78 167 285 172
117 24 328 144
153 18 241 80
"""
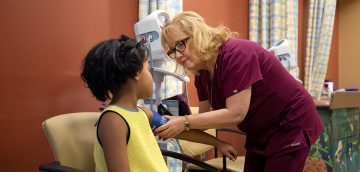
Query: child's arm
175 130 237 161
98 112 130 172
140 107 237 161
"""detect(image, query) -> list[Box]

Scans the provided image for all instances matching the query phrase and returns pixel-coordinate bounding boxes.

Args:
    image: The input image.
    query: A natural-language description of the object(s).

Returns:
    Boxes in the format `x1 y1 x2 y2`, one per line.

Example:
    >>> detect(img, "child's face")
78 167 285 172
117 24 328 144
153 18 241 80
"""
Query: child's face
137 60 153 99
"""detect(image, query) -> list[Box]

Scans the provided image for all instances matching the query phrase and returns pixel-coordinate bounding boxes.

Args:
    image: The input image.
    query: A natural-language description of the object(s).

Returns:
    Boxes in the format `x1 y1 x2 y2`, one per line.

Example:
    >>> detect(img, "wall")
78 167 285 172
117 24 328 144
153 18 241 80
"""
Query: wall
339 0 360 89
0 1 138 171
0 0 341 170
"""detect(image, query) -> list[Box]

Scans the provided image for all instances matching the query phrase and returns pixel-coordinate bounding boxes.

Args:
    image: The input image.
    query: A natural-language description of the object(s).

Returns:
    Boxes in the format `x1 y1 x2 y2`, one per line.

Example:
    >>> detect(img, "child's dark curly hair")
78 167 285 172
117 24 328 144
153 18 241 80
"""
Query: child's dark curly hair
81 35 148 102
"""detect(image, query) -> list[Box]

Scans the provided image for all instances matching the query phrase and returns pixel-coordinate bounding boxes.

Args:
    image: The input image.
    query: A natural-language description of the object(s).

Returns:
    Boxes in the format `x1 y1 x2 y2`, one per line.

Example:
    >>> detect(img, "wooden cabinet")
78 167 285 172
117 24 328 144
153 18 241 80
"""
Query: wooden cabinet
306 92 360 172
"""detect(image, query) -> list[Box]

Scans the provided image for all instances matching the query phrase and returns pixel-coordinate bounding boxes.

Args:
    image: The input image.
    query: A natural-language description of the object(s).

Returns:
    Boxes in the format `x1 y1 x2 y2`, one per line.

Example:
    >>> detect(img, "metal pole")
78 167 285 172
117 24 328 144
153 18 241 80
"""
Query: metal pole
148 34 153 110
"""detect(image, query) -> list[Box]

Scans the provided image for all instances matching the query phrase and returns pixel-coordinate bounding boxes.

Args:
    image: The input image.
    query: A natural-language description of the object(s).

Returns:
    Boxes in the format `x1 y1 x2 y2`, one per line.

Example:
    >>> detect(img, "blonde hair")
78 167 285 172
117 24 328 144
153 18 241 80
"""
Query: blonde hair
161 11 238 75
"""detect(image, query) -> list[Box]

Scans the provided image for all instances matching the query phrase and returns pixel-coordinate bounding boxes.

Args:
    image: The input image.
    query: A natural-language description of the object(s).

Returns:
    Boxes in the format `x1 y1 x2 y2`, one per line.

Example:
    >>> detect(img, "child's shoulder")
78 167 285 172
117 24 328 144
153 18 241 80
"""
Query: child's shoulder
99 111 128 129
138 107 153 121
138 106 151 114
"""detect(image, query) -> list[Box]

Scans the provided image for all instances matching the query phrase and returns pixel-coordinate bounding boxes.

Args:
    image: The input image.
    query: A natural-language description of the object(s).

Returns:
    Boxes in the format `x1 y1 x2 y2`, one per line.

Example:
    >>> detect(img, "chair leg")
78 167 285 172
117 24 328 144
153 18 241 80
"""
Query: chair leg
223 155 226 172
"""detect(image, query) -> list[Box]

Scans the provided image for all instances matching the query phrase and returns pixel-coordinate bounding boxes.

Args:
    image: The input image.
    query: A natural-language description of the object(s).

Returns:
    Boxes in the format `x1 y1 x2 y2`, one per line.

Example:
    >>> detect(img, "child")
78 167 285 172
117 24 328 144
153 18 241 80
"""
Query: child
81 35 237 172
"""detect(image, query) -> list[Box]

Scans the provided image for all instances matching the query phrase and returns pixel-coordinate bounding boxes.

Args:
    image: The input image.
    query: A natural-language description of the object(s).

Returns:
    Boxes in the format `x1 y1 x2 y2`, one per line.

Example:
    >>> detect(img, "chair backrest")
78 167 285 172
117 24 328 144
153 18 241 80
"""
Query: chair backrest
42 112 101 172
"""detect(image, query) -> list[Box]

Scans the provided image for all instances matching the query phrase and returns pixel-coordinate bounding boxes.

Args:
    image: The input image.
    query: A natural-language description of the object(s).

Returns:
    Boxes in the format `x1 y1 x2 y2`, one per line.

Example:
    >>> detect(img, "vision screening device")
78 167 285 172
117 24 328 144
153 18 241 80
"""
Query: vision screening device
135 10 190 145
135 10 190 108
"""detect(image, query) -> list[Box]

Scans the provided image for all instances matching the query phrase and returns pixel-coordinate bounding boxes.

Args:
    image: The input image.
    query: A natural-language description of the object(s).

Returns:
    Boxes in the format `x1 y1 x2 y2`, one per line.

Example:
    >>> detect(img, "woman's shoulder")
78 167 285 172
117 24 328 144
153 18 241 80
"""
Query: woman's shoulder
224 38 259 47
220 38 265 57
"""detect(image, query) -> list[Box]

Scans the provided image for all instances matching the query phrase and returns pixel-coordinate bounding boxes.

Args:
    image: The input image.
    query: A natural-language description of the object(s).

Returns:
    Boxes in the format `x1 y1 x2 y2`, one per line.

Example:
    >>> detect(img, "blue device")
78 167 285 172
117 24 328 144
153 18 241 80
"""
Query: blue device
150 109 169 131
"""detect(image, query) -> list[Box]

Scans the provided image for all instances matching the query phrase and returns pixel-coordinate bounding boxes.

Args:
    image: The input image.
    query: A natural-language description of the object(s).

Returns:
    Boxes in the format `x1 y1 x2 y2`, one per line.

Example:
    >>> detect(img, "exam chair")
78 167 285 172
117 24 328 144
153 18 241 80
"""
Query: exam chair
39 112 221 172
180 107 246 172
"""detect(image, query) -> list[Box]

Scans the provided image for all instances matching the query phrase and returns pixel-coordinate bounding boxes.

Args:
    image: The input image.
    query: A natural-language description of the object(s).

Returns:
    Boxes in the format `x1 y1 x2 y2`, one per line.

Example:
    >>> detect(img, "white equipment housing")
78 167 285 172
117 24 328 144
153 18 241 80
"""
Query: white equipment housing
268 39 303 84
134 10 190 106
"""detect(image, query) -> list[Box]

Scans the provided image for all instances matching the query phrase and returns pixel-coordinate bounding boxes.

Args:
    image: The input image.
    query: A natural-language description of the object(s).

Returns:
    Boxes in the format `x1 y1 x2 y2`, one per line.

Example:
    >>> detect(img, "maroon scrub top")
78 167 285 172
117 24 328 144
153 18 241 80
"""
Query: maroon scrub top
195 39 323 156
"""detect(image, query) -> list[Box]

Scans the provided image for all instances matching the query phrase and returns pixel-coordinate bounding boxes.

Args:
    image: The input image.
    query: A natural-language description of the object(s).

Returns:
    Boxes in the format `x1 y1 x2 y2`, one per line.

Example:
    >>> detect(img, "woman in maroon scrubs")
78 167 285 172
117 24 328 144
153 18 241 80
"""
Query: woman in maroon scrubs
155 11 323 172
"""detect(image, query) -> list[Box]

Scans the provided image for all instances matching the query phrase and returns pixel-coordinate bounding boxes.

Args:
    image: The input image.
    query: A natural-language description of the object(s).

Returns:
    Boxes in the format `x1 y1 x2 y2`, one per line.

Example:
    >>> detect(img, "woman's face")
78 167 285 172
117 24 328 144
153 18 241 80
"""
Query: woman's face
165 26 205 71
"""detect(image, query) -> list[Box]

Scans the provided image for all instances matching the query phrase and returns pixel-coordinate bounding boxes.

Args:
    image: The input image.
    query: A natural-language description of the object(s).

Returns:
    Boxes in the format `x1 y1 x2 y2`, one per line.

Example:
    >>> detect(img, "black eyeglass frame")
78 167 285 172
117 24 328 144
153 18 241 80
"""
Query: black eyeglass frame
167 36 191 59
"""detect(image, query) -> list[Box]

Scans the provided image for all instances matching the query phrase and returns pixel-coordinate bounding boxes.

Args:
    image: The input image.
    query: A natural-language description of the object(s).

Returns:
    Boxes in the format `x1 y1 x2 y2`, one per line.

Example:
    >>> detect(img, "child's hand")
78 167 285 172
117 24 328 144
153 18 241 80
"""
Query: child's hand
216 141 238 161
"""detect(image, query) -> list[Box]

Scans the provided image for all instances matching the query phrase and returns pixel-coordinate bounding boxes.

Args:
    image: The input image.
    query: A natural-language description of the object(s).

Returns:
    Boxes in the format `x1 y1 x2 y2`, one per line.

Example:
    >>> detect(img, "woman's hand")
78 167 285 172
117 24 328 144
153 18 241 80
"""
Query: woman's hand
154 115 185 140
216 141 238 161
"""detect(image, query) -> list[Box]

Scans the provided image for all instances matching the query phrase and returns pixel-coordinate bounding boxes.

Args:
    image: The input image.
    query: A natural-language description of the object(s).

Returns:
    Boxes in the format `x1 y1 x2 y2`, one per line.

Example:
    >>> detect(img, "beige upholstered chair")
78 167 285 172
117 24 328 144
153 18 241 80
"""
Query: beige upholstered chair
41 112 100 172
181 107 246 172
39 112 221 172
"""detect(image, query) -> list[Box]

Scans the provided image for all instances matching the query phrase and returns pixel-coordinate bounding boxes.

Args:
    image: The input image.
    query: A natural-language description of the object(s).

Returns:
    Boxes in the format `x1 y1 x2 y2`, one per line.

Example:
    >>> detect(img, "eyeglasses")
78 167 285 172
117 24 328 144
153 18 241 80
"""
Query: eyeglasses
167 36 191 59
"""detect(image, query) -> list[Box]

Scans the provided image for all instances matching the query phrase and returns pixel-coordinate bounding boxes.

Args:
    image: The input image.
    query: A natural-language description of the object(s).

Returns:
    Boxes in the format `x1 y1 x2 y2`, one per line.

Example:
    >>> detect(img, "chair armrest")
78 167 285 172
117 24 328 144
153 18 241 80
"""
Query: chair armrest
39 161 84 172
216 128 247 135
160 149 221 172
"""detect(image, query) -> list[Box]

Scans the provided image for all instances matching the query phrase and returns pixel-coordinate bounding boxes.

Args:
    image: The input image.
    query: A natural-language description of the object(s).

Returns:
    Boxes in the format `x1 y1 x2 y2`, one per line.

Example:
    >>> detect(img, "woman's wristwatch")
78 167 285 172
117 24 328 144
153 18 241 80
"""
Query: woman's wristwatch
184 115 190 131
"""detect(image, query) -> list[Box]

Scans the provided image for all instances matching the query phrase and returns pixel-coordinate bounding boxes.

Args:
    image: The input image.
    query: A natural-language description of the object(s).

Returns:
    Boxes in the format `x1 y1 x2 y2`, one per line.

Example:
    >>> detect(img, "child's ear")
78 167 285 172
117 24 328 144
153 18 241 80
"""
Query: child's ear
134 74 140 81
134 66 144 81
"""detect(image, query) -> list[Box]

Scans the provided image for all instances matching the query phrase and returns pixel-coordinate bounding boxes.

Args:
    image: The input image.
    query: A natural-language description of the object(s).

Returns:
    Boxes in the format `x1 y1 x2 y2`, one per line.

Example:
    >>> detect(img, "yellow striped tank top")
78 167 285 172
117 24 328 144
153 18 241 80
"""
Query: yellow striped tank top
94 105 168 172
